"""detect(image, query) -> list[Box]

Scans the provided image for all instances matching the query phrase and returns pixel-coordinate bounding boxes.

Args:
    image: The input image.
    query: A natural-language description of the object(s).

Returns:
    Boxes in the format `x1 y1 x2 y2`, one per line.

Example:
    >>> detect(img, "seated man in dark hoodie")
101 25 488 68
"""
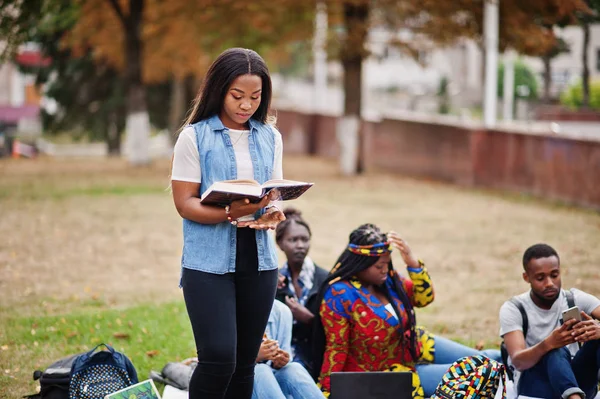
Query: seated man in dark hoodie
275 208 328 377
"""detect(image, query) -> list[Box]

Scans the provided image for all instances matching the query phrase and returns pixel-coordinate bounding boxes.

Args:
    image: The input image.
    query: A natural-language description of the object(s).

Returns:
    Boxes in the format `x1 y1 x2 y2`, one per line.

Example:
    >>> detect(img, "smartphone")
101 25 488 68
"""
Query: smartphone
562 306 582 323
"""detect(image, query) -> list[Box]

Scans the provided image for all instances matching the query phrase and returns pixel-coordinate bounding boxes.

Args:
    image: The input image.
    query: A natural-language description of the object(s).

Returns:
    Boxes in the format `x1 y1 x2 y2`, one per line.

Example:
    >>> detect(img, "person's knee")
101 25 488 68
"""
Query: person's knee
277 362 311 380
196 343 236 376
254 363 273 377
537 347 571 369
545 347 571 361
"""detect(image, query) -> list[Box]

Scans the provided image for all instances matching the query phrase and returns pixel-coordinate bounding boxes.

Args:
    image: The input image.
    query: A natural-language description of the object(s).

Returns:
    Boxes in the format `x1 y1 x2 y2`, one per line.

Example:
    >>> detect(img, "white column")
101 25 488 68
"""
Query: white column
503 49 516 121
483 0 499 128
10 66 25 107
313 1 328 113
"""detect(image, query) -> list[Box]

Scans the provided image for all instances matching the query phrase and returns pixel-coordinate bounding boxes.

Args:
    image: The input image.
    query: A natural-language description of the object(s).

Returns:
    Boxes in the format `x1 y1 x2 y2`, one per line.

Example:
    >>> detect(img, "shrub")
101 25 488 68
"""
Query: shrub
560 80 600 110
497 61 539 101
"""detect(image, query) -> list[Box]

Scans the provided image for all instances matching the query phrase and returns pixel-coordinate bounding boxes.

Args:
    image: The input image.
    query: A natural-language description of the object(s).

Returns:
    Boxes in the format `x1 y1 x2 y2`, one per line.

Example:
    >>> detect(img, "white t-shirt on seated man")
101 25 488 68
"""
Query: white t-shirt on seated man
499 243 600 399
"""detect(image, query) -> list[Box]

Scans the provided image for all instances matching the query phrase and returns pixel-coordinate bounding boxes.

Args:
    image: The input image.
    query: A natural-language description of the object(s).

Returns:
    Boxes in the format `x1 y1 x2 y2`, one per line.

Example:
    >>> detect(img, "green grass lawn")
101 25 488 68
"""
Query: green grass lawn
1 301 195 397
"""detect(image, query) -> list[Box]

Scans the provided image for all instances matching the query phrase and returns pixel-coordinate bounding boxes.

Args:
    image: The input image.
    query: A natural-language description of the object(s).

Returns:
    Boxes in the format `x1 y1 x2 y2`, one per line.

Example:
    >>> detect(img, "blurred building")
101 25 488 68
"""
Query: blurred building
0 43 47 140
318 24 600 115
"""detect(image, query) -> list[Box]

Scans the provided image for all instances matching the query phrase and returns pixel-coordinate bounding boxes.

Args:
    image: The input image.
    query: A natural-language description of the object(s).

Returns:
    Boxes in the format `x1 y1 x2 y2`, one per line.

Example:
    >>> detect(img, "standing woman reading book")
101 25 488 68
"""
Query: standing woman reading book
171 48 286 399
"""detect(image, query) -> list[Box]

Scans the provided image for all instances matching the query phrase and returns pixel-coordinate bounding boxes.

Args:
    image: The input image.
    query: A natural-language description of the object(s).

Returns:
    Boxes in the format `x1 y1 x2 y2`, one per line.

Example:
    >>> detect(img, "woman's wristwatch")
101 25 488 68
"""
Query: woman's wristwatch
224 205 238 226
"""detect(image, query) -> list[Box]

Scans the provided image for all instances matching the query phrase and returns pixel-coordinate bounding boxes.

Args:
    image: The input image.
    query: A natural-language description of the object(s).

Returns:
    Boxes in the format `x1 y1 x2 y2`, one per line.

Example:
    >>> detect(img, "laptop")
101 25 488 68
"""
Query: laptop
330 371 412 399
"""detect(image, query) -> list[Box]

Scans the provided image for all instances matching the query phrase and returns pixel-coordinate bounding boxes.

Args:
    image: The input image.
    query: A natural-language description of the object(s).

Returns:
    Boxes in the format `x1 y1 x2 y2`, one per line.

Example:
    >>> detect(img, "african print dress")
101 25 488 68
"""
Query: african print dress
318 267 435 398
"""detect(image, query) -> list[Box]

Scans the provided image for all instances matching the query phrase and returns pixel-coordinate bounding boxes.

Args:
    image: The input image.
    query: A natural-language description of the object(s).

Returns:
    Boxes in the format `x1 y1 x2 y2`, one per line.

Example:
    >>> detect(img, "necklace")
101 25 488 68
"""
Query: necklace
230 131 247 147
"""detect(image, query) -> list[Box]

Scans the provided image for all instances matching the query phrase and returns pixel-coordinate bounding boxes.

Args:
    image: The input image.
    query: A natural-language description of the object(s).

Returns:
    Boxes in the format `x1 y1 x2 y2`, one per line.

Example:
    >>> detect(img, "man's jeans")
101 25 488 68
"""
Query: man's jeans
518 340 600 399
415 335 503 397
252 362 324 399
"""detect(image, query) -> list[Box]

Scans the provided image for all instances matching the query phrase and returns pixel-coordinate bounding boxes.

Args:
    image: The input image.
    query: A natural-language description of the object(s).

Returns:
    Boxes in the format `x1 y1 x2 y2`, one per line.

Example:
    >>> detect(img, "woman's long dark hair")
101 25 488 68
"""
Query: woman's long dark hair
311 224 418 379
182 48 273 127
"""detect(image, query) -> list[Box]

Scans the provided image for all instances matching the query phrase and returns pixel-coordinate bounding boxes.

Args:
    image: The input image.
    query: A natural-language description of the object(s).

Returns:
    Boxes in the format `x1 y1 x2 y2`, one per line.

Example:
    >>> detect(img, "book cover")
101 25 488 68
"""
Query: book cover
200 179 313 206
105 379 161 399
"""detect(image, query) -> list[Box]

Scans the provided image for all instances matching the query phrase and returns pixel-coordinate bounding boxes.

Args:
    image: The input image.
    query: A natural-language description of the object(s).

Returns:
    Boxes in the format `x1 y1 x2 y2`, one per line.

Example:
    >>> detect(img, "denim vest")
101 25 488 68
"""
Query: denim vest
181 115 279 275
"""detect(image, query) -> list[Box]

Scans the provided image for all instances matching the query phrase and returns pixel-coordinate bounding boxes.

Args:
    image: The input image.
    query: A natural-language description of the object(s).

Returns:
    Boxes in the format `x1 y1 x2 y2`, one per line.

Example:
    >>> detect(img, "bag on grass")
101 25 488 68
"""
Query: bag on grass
149 358 197 391
27 353 82 399
68 343 138 399
431 355 506 399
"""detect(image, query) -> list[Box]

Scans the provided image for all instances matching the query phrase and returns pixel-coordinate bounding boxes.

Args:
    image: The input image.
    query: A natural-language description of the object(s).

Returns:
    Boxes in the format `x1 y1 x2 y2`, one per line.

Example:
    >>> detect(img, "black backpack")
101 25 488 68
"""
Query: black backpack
500 289 575 381
26 353 82 399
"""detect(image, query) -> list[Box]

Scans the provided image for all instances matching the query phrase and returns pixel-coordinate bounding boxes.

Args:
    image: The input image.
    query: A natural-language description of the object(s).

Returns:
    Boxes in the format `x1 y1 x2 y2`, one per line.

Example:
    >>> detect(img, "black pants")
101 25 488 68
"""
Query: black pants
182 228 278 399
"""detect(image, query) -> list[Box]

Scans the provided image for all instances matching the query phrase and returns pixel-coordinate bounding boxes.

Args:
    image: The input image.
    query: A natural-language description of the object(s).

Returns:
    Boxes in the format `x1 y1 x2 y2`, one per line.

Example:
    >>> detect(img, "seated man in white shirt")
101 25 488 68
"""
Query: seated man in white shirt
499 243 600 399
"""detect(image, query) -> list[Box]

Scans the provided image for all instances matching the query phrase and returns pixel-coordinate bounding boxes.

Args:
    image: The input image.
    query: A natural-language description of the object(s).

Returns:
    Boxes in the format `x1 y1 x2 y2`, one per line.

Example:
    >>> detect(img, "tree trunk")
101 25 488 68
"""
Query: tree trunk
582 22 590 108
338 1 368 175
169 75 186 146
106 112 121 156
542 55 552 103
123 0 150 165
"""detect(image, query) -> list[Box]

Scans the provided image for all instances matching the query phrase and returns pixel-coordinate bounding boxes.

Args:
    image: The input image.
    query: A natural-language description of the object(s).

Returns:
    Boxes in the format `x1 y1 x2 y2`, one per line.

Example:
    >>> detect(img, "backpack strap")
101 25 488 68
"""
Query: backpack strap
565 289 575 308
509 297 528 337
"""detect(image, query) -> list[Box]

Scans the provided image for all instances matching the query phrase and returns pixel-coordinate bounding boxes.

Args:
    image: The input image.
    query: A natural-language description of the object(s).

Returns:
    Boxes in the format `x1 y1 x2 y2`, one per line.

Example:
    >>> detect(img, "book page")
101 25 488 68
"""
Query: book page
221 179 260 186
262 179 312 188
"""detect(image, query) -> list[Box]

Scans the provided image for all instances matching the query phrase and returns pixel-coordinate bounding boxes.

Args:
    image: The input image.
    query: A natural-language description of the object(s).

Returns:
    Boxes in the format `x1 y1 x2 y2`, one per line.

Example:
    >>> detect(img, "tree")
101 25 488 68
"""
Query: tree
578 0 600 108
540 37 569 103
319 0 590 175
2 0 315 155
66 0 315 148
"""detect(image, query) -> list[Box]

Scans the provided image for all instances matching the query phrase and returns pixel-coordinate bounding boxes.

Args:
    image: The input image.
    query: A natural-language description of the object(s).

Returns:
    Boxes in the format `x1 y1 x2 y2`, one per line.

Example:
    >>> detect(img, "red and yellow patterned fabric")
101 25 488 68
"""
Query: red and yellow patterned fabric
318 267 434 398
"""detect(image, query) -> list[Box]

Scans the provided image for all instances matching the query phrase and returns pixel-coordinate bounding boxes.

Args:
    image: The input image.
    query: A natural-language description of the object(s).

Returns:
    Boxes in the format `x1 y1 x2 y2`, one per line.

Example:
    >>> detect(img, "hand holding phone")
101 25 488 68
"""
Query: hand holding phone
562 306 582 325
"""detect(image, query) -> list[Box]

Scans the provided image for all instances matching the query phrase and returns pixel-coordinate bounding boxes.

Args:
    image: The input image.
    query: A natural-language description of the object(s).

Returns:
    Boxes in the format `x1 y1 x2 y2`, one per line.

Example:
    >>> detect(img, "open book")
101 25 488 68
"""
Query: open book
200 179 314 206
105 379 161 399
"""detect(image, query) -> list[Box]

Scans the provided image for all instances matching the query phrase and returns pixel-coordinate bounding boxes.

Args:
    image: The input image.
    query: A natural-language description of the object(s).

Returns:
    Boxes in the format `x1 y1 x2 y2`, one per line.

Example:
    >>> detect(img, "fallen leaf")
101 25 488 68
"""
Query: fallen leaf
146 350 159 358
66 331 78 338
475 340 485 351
1 345 8 350
113 332 130 339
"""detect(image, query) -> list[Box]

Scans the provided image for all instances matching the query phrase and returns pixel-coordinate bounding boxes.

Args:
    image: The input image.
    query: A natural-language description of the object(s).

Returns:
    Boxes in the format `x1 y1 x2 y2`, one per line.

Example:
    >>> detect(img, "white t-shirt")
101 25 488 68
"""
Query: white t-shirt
171 125 283 183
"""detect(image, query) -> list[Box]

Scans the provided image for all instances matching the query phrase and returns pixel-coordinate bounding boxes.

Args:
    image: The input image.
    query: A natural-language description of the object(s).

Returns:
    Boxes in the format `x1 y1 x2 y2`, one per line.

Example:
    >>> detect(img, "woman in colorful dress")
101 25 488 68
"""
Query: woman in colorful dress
313 223 501 398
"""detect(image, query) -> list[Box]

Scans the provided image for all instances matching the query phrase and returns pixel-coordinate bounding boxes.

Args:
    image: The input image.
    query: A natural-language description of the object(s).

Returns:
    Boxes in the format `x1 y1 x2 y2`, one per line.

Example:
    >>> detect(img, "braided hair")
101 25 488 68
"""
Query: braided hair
311 223 419 379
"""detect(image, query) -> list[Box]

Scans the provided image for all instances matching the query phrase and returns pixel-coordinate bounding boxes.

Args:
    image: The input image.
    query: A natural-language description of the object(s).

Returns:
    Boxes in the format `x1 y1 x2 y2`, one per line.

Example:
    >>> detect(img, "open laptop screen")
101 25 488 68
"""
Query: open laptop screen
330 371 412 399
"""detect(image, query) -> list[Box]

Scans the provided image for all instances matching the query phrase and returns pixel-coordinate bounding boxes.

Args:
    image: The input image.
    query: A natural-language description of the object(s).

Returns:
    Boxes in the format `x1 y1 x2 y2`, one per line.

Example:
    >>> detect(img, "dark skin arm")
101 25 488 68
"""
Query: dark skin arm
171 180 272 224
504 318 578 372
284 296 315 324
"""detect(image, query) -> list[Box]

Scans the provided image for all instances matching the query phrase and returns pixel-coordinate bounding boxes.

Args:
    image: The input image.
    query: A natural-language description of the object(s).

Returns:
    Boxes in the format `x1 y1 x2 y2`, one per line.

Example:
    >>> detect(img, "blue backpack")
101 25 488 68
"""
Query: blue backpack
68 343 138 399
